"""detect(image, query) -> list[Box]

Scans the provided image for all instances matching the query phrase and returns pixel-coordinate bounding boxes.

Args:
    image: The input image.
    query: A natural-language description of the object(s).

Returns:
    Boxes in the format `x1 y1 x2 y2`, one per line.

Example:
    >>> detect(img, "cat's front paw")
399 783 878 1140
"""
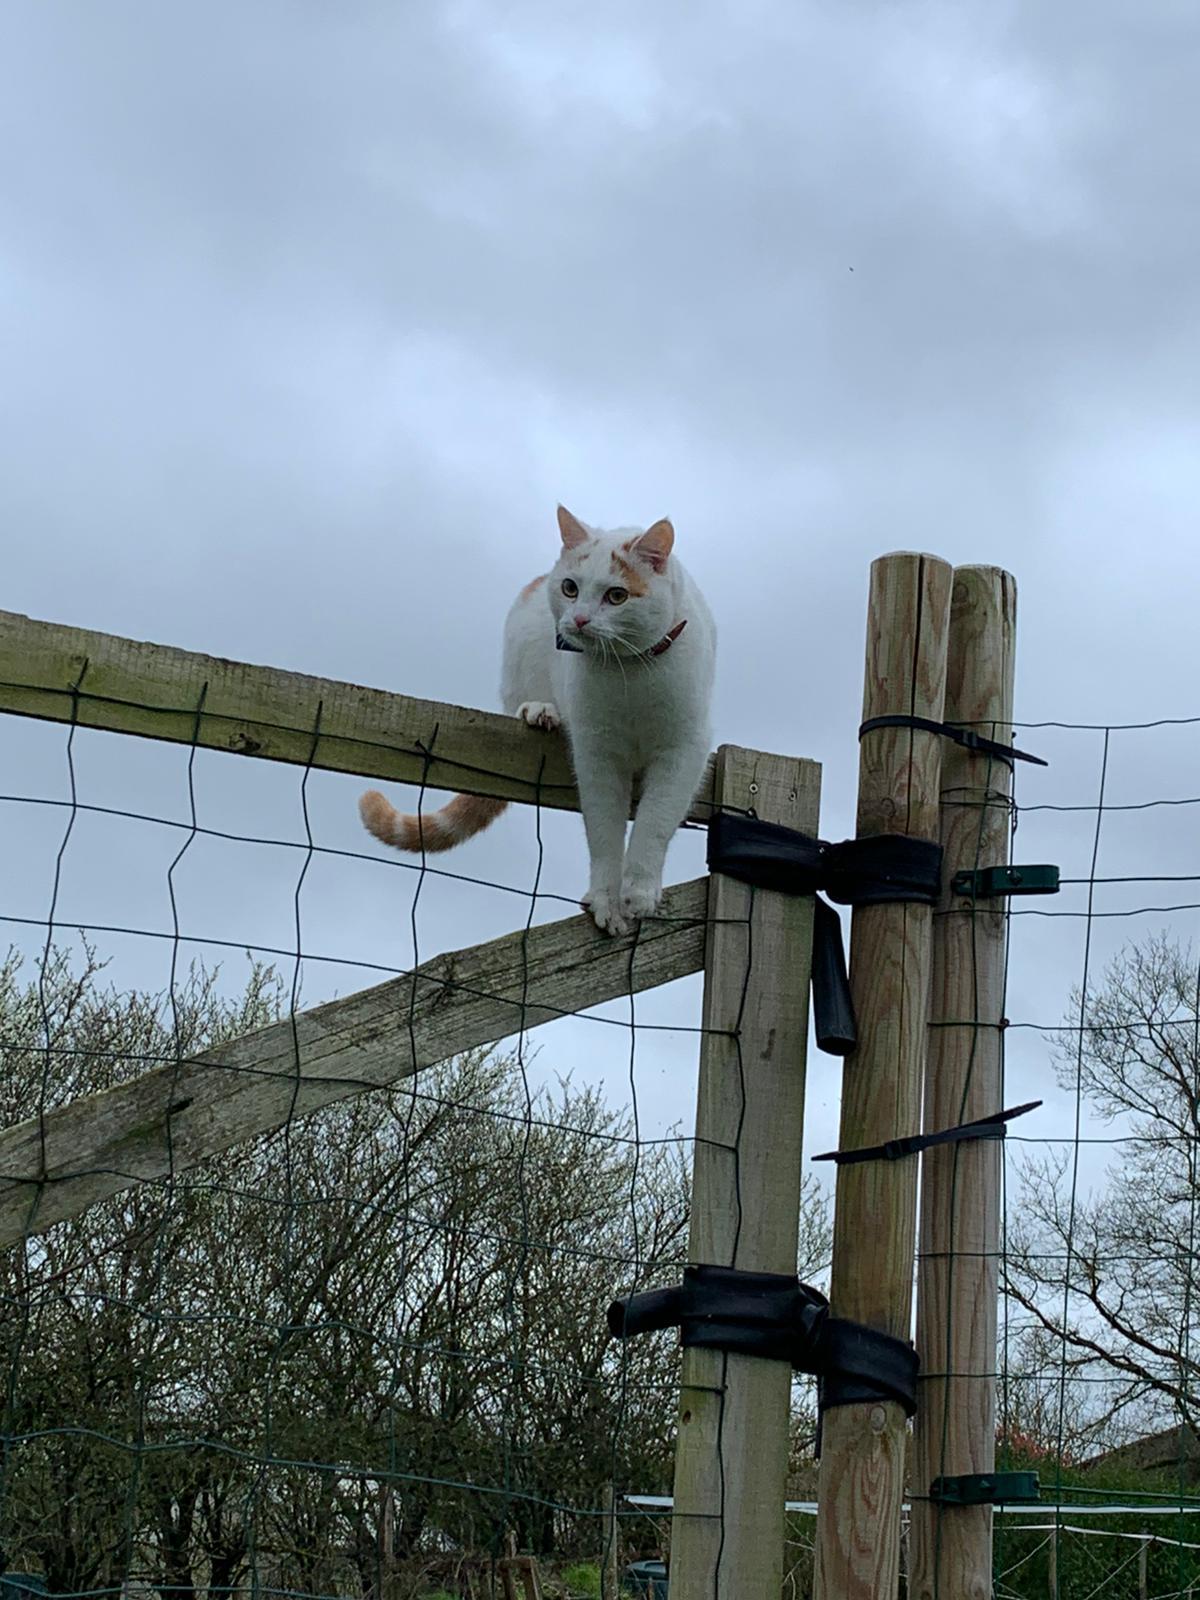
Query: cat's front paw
517 701 561 733
620 872 663 926
582 888 631 938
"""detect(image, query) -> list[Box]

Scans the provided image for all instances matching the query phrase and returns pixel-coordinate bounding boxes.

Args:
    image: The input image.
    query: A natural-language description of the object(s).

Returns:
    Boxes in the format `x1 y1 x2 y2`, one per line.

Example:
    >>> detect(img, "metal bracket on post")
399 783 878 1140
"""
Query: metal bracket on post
929 1472 1041 1507
951 864 1059 899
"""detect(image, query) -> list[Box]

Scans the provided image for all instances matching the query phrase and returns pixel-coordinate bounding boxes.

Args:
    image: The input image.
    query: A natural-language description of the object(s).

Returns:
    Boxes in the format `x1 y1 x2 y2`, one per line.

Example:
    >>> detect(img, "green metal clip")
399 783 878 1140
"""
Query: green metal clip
951 865 1060 900
929 1471 1040 1507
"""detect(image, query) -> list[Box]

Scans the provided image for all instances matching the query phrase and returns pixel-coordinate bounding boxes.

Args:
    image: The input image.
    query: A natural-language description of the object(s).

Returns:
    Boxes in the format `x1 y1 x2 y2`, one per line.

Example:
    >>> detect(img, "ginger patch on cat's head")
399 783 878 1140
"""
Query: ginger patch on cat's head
612 553 650 596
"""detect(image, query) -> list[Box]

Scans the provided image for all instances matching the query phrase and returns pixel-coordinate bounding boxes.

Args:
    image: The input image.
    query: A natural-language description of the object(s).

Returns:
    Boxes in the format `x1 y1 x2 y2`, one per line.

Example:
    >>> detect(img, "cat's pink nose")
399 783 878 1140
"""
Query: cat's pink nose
573 612 590 629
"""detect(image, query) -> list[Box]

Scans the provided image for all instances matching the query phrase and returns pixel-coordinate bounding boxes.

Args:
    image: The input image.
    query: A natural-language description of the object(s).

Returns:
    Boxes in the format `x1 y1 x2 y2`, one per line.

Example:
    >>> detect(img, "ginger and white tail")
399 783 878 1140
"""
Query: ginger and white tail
359 789 507 853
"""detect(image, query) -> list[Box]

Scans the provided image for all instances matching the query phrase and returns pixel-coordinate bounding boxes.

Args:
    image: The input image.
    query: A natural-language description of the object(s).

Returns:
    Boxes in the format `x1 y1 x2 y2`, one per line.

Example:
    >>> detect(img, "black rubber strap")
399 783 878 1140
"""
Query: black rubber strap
817 1317 920 1415
812 1100 1042 1167
608 1265 824 1366
608 1263 918 1417
706 813 943 908
859 714 1047 769
706 815 943 1058
812 898 856 1056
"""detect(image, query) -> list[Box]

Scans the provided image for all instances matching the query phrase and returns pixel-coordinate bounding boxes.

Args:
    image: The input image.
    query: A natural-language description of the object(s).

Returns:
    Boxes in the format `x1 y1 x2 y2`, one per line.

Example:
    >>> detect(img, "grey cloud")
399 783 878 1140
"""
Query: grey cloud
2 0 1200 1178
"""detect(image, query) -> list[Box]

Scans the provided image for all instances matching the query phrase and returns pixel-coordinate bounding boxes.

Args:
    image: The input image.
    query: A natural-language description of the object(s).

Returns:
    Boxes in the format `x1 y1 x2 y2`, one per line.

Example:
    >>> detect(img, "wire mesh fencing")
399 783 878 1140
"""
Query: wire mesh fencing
0 684 749 1600
5 634 1200 1600
988 714 1200 1598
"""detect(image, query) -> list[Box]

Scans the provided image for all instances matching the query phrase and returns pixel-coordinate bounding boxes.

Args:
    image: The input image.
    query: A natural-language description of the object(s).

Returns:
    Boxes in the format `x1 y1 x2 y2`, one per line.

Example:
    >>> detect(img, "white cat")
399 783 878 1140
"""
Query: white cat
360 506 715 936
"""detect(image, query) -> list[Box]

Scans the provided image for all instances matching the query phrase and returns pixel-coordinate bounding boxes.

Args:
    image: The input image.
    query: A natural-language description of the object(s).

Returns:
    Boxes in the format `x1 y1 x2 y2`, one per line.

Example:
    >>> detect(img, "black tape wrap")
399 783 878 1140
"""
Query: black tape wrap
608 1264 918 1419
706 814 943 908
706 814 944 1057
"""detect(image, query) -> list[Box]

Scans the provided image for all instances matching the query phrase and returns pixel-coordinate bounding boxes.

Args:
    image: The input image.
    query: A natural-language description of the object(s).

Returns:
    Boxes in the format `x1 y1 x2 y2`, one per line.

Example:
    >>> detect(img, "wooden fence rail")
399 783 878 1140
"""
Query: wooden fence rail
0 878 707 1247
0 609 715 818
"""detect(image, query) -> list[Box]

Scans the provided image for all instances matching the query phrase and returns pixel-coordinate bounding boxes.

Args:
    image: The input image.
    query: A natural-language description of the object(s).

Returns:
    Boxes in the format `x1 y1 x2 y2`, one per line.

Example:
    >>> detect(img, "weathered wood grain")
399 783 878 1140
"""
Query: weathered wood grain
909 566 1017 1600
0 878 708 1248
814 552 953 1600
670 744 821 1600
0 609 716 819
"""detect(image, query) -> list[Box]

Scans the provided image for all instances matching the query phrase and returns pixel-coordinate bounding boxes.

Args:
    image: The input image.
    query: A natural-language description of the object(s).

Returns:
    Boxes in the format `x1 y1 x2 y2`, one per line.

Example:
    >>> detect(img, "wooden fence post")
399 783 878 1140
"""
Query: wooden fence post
603 1482 620 1600
1138 1532 1149 1600
909 566 1017 1599
1047 1528 1058 1599
813 552 953 1600
669 743 821 1599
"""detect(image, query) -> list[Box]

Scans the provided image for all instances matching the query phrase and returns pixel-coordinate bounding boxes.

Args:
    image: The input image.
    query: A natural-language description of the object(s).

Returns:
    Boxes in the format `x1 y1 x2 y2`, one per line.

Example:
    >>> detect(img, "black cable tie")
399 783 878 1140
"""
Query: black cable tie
812 1099 1042 1167
607 1264 918 1421
859 714 1048 769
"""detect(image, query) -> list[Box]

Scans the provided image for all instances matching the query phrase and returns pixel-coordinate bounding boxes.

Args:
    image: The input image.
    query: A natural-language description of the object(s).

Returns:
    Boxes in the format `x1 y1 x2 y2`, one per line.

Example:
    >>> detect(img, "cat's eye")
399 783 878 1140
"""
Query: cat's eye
604 587 629 606
561 578 578 599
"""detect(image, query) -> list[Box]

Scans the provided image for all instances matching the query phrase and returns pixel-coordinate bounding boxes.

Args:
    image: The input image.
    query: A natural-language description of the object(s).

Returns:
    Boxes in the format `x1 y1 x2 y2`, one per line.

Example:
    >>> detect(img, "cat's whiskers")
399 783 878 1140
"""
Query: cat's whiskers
606 635 632 693
611 636 631 692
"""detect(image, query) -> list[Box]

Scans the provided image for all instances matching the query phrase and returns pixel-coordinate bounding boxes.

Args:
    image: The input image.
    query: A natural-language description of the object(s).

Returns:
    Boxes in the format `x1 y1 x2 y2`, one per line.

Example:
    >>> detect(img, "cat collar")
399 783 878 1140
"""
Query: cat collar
555 619 688 658
646 619 687 656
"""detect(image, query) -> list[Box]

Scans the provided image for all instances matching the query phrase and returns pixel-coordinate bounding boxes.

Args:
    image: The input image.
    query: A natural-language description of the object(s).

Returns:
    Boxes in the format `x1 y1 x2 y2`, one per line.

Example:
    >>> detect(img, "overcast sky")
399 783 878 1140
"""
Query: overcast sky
4 2 1200 1254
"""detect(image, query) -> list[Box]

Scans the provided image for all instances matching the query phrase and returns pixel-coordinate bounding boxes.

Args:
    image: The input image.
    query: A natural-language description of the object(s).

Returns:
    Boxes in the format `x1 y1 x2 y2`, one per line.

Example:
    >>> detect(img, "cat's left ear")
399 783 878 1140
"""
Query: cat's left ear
557 505 590 549
630 518 674 573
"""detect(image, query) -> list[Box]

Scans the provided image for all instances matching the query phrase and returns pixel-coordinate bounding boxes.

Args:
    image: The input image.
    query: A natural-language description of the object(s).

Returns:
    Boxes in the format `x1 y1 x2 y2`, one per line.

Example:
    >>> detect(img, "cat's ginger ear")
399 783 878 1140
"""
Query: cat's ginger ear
557 505 590 549
632 518 674 573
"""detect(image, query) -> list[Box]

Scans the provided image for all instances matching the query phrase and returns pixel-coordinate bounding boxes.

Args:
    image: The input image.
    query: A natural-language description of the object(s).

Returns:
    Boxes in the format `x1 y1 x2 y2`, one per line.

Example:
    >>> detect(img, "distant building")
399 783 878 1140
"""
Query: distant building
1080 1424 1200 1483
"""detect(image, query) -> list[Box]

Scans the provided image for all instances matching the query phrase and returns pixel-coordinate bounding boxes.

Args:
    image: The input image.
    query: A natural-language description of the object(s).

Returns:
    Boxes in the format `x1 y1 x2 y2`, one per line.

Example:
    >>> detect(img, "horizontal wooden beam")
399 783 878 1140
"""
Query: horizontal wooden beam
0 878 708 1247
0 609 716 819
